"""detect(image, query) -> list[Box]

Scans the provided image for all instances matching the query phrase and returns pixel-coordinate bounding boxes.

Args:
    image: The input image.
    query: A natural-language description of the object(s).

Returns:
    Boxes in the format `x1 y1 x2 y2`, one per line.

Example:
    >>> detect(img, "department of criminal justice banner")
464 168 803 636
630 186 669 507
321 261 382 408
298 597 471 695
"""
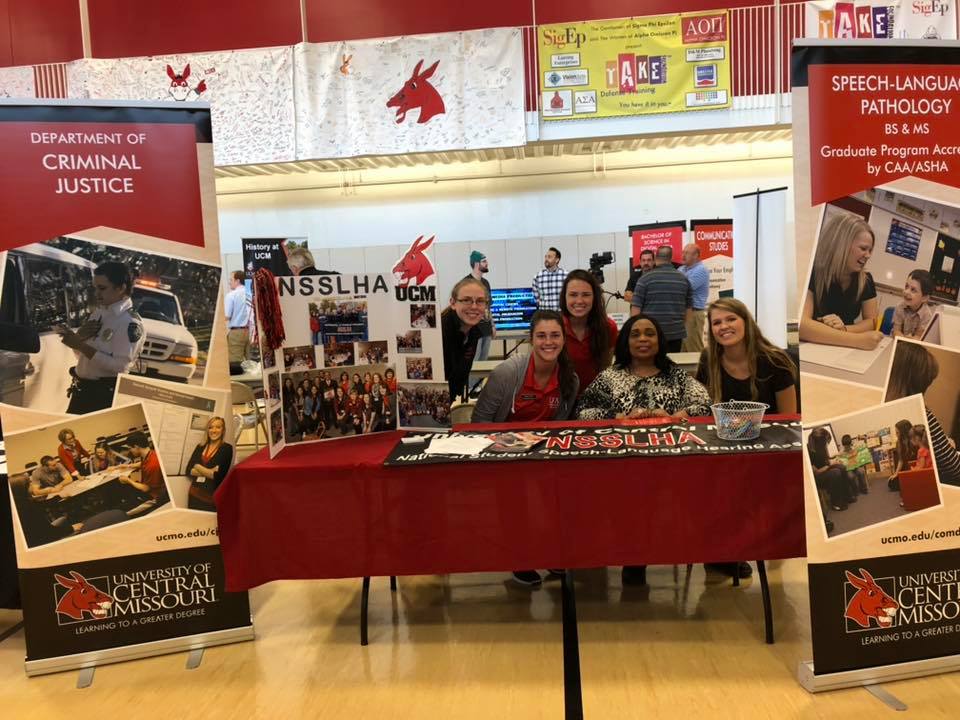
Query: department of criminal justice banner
0 101 252 675
537 11 731 120
629 221 687 263
793 41 960 684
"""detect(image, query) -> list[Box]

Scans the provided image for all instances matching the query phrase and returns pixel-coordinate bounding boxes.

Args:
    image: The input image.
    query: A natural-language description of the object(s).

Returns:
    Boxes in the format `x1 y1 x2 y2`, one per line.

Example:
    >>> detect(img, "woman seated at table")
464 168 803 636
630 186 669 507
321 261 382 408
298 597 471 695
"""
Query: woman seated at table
57 428 91 478
472 309 579 586
807 427 855 513
560 269 617 396
186 416 234 512
577 314 711 421
576 314 710 585
696 297 797 414
442 277 486 402
88 441 123 473
884 341 960 486
887 419 916 491
799 212 883 350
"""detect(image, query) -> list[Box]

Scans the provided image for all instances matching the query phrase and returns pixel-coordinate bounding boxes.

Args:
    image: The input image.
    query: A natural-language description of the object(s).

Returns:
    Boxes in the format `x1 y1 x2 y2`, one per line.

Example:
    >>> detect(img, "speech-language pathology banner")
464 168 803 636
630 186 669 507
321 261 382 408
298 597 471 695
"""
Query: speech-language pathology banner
805 1 958 40
537 11 732 120
0 101 251 675
793 41 960 685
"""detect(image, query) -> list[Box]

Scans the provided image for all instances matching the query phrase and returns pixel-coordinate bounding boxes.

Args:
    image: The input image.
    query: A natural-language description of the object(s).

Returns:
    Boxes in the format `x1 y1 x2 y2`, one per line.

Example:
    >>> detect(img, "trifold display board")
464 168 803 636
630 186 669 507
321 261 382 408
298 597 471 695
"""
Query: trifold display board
793 41 960 690
0 100 252 676
259 238 448 459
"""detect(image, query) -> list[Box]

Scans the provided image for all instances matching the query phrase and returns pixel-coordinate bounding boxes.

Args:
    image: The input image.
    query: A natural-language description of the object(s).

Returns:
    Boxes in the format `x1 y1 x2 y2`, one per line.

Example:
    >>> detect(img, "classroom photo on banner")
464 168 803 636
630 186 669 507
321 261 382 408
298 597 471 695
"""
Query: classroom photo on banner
883 337 960 489
0 233 223 416
805 394 941 540
799 186 960 388
6 403 168 549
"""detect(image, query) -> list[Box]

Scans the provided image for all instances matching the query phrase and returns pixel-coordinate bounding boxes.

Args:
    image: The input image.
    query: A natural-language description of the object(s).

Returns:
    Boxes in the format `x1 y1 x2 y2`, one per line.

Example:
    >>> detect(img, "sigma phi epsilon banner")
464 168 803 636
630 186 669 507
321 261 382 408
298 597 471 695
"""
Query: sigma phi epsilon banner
804 1 958 40
536 12 732 120
294 28 526 158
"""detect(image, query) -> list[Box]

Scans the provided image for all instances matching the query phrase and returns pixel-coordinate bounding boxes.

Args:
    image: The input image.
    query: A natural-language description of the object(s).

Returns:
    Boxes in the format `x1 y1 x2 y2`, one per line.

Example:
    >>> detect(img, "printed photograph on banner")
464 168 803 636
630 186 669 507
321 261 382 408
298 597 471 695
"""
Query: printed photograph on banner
266 371 280 407
259 335 276 370
322 338 354 368
112 374 232 514
268 406 283 446
6 403 169 549
280 365 397 442
405 356 434 380
804 394 940 540
309 299 369 343
882 338 960 489
798 187 960 389
397 330 422 353
282 345 317 372
357 340 388 365
398 382 450 428
410 304 437 328
0 234 222 417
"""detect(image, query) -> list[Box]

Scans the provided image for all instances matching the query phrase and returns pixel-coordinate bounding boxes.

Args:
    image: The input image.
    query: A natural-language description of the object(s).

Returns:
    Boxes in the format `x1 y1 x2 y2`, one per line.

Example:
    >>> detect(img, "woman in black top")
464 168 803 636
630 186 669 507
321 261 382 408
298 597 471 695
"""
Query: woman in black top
807 427 854 513
442 276 486 402
187 416 234 512
884 341 960 486
800 212 883 350
696 298 796 413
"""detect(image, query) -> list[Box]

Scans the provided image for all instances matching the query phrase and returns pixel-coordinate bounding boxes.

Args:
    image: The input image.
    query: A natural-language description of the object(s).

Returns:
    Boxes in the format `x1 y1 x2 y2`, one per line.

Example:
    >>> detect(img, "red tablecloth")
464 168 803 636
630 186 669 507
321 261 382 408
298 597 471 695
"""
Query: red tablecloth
215 419 806 591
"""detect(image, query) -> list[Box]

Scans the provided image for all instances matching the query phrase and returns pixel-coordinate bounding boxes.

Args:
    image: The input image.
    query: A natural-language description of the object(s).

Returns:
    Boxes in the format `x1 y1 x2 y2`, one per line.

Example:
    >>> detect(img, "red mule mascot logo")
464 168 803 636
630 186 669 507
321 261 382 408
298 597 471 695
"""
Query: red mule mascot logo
386 60 445 124
392 236 436 287
55 571 113 621
166 64 207 102
844 568 898 629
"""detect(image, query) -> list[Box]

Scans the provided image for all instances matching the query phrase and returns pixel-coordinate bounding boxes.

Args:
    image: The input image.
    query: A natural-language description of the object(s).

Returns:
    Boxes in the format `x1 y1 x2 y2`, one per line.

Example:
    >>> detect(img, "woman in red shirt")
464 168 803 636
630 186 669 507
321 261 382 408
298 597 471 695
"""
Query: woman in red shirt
57 429 91 477
472 310 579 586
559 270 617 396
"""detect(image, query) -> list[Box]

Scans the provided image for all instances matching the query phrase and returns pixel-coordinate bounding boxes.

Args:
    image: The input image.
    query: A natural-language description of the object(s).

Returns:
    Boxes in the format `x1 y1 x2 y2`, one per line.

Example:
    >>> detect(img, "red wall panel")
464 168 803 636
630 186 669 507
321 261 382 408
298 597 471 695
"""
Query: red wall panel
5 0 82 66
88 0 302 58
0 0 13 67
537 0 771 25
306 0 534 43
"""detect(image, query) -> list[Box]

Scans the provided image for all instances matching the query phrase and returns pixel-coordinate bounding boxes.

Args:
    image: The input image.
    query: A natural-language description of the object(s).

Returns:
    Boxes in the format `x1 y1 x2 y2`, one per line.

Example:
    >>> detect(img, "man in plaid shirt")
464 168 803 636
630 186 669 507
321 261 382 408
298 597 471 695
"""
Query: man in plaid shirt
532 247 566 310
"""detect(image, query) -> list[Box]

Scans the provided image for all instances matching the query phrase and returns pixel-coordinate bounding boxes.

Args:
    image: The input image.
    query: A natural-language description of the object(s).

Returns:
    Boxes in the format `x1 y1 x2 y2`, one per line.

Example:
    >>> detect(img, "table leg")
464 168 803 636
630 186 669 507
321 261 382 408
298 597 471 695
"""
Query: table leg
561 570 584 720
390 576 397 592
360 576 371 646
757 560 774 644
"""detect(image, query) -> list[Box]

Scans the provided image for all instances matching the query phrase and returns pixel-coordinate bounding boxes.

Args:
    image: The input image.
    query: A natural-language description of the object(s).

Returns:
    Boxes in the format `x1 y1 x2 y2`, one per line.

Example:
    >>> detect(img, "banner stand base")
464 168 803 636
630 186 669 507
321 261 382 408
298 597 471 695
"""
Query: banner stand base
25 624 254 678
798 654 960 693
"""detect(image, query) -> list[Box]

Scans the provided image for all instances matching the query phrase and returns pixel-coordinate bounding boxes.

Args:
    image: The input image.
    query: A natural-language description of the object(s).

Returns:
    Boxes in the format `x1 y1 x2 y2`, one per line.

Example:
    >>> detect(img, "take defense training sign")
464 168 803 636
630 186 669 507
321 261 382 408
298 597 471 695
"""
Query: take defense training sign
537 11 732 120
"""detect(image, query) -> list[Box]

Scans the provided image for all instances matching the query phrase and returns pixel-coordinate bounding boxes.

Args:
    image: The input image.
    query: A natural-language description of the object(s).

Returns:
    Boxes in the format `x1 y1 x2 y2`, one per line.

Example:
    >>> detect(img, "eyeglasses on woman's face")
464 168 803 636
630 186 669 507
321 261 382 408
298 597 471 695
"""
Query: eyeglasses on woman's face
456 296 488 307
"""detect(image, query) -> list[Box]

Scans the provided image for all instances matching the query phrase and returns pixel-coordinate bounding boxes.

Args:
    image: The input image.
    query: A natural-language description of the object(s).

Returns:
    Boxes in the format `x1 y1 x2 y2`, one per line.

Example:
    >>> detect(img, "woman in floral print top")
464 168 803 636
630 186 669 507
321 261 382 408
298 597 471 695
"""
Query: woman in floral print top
577 314 711 420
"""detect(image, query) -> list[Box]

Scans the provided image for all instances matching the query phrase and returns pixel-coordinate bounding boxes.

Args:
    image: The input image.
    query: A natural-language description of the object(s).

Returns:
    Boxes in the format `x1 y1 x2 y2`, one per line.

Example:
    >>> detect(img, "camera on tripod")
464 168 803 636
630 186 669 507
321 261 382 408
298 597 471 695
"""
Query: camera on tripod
588 251 615 284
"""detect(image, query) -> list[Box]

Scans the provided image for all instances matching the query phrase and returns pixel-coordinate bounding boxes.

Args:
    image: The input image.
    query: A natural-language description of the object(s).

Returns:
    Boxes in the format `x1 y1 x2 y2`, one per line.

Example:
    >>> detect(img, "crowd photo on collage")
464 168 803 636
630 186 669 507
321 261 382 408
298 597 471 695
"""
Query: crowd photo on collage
281 367 398 441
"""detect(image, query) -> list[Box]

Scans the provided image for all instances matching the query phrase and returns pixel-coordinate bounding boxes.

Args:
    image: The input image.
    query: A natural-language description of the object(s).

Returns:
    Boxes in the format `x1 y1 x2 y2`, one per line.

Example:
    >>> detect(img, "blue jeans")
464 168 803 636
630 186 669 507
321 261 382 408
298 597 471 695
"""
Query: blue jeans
476 333 492 361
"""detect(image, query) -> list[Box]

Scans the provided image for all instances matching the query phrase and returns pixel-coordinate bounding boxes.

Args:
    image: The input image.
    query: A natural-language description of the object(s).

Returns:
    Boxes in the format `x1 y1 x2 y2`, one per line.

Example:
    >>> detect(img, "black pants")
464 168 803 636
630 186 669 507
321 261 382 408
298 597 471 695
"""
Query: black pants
66 376 117 415
816 467 850 508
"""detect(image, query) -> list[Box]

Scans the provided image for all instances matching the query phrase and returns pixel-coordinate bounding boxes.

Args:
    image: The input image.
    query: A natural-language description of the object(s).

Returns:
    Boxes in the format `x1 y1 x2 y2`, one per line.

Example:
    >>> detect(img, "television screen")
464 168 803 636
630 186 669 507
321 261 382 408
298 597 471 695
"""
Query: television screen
490 287 537 331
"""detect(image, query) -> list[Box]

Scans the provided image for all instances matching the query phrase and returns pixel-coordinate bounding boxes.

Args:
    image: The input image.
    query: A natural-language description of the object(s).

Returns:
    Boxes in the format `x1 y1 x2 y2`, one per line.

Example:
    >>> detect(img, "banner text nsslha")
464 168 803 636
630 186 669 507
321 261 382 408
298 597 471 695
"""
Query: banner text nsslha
537 11 732 121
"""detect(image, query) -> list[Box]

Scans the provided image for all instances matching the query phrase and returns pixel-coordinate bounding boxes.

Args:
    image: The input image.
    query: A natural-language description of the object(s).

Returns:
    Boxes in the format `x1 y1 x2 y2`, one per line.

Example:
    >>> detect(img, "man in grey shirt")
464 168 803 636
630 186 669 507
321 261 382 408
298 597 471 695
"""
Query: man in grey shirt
630 245 693 353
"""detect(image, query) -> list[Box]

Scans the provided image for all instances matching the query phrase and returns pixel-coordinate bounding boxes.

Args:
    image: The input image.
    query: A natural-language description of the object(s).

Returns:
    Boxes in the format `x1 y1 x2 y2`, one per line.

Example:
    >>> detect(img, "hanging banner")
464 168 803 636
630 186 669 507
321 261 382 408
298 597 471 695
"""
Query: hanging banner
67 47 296 167
690 218 734 301
294 28 526 158
0 101 251 676
260 237 448 458
537 11 732 120
805 1 958 40
794 41 960 687
629 221 687 262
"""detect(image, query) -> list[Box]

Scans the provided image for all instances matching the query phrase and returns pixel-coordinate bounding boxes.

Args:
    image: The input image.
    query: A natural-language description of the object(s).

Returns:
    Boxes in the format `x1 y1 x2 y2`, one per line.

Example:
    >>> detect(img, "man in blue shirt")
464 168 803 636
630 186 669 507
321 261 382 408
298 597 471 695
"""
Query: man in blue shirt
679 244 710 352
224 270 252 374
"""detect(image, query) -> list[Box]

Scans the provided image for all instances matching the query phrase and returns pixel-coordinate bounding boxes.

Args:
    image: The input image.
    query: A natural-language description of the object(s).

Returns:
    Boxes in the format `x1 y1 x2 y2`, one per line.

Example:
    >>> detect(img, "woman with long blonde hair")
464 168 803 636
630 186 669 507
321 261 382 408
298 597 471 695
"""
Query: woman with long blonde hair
696 298 797 413
799 211 884 350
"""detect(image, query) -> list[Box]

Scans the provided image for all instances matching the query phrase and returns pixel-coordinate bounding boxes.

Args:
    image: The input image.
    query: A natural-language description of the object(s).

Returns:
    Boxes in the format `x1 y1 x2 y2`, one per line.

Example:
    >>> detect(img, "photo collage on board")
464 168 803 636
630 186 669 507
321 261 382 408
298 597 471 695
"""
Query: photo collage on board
800 185 960 541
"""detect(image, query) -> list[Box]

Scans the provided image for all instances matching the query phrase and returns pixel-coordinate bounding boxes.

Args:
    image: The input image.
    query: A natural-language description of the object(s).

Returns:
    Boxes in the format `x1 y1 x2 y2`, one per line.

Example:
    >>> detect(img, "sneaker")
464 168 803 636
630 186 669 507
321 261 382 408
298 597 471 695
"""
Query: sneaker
546 568 565 578
512 570 542 586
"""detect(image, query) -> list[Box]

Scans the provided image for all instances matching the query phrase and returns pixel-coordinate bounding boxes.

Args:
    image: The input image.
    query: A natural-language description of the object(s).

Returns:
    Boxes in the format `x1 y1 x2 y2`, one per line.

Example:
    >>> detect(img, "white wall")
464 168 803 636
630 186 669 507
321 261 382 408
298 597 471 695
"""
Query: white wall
216 156 795 316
